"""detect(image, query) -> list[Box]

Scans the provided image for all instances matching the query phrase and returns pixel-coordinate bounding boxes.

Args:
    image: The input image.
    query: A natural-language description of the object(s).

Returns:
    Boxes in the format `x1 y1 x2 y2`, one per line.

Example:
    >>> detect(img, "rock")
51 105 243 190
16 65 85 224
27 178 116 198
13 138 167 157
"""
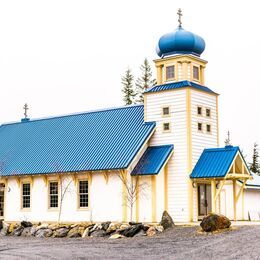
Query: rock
134 229 146 237
8 223 17 234
21 227 32 237
129 222 142 226
48 224 60 230
35 228 53 238
142 225 150 232
146 226 157 237
160 211 174 230
155 225 164 233
109 233 124 239
107 223 121 233
36 223 49 231
200 213 231 232
119 224 143 237
13 226 24 236
118 224 130 230
21 221 33 228
30 226 37 236
0 222 10 236
78 226 86 236
70 224 78 228
101 221 111 231
53 228 69 238
82 228 90 238
90 230 107 237
0 219 3 230
67 227 81 238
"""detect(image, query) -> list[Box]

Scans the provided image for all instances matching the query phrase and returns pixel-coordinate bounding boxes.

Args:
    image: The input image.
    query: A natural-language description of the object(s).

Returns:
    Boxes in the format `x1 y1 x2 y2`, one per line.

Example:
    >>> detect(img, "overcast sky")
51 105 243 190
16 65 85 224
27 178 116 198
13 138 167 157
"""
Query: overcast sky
0 0 259 160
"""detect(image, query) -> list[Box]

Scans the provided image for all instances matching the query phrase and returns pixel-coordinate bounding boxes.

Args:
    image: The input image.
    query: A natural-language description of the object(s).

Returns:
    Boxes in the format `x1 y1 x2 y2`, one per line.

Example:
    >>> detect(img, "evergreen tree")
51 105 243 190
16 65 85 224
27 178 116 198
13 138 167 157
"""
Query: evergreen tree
135 58 156 103
224 131 231 146
250 142 260 174
122 69 136 105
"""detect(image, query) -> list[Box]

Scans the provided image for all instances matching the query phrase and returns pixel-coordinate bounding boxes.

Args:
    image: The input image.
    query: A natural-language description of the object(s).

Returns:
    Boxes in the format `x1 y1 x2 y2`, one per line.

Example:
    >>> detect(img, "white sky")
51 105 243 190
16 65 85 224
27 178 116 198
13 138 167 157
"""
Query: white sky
0 0 259 161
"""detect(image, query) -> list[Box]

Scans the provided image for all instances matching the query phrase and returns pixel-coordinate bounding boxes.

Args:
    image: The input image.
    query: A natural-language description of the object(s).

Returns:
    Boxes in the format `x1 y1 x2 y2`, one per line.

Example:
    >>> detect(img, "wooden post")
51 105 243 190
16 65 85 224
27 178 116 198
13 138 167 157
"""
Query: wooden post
211 180 216 213
233 179 237 221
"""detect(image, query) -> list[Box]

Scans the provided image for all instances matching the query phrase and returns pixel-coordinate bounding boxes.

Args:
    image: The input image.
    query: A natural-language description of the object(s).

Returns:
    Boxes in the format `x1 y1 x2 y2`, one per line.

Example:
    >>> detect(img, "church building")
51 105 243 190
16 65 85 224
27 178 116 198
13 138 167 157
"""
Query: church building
0 11 259 224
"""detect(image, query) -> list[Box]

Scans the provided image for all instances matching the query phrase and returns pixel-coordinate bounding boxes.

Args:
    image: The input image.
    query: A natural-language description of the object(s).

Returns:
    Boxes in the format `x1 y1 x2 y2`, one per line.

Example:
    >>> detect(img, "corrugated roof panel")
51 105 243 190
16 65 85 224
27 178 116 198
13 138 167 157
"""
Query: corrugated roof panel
131 145 174 175
190 146 239 178
0 105 155 176
145 80 217 95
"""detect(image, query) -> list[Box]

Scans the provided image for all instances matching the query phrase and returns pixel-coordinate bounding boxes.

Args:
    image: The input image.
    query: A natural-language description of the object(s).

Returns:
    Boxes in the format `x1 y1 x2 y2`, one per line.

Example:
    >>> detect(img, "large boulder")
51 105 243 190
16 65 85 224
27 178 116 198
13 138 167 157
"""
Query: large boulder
101 221 111 231
200 213 231 232
160 211 174 230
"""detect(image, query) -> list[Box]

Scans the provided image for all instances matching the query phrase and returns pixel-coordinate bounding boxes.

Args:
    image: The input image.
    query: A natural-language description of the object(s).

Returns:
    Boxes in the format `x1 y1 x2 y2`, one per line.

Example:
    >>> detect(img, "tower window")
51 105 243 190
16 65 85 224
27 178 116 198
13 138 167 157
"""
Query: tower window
163 122 170 132
206 108 211 117
162 106 170 116
166 66 175 80
193 66 199 80
197 106 202 116
206 124 211 133
198 122 203 132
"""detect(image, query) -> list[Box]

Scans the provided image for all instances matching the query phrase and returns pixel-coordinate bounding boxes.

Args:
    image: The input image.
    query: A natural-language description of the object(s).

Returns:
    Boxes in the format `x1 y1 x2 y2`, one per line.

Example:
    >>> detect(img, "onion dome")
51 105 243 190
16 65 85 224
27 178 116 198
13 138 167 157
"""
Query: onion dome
156 9 205 57
156 26 205 58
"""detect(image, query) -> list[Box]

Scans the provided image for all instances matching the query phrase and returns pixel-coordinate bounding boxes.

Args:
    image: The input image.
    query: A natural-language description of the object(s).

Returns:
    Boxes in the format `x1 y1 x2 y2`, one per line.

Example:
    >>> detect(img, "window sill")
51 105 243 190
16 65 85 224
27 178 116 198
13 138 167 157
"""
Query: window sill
76 207 90 211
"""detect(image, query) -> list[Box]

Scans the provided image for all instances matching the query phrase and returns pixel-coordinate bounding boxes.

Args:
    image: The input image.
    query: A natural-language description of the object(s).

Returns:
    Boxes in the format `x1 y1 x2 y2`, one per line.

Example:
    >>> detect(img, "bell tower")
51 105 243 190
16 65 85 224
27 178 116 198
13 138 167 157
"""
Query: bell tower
144 9 219 222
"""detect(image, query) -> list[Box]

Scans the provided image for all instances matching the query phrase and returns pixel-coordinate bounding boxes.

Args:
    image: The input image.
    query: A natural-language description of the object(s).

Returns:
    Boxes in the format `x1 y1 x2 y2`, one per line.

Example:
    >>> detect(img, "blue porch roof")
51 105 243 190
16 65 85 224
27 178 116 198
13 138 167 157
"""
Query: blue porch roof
0 105 155 176
131 145 174 175
145 80 217 95
190 146 242 179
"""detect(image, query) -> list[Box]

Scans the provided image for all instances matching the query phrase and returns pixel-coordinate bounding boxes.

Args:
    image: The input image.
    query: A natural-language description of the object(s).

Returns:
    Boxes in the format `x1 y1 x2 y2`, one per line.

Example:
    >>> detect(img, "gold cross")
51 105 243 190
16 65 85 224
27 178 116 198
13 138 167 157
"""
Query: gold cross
177 8 183 27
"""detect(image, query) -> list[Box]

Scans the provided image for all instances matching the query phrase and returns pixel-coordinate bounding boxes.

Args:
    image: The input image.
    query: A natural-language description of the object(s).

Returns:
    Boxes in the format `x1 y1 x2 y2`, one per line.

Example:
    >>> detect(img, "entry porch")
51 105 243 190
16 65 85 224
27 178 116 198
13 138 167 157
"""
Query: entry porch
190 146 252 221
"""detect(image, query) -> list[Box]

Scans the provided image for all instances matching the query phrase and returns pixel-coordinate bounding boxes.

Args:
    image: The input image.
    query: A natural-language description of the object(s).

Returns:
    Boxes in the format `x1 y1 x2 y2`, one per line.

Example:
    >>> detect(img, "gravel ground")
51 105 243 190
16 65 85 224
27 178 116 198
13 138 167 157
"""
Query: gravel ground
0 225 260 260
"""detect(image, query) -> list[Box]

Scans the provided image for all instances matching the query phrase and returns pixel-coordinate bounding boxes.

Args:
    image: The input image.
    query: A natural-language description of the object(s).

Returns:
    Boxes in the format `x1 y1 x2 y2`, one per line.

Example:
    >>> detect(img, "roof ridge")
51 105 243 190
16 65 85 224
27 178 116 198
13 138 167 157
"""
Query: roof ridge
1 104 144 127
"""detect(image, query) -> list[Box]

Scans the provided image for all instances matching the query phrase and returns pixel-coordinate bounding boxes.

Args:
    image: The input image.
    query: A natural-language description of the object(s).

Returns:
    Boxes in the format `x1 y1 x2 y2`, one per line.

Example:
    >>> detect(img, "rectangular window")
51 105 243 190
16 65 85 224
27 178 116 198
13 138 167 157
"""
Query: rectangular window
193 66 199 80
198 122 203 132
79 180 89 208
163 122 170 132
197 106 202 116
49 181 58 208
162 106 170 116
206 108 211 117
206 124 211 133
166 66 175 80
22 183 30 208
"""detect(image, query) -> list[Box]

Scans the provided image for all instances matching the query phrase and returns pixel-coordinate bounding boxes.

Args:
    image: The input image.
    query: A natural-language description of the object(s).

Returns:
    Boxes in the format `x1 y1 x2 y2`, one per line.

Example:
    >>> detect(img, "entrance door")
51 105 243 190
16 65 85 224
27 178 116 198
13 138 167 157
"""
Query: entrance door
198 184 212 217
0 184 5 218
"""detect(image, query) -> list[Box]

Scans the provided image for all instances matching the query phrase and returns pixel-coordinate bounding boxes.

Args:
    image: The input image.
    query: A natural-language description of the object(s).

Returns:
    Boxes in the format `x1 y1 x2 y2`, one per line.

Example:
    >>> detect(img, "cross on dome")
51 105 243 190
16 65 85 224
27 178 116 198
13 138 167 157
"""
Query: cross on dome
177 8 183 27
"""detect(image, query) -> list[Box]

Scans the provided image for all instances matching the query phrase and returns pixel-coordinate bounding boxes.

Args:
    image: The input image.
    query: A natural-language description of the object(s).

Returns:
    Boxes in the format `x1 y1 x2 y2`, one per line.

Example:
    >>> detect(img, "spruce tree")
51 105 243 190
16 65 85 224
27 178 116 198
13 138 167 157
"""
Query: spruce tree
135 58 156 103
250 142 260 175
122 69 136 105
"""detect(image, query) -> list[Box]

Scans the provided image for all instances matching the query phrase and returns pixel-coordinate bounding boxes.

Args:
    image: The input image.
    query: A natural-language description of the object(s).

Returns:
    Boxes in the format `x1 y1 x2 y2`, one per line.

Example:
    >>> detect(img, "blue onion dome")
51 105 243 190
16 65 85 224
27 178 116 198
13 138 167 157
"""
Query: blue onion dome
156 26 206 57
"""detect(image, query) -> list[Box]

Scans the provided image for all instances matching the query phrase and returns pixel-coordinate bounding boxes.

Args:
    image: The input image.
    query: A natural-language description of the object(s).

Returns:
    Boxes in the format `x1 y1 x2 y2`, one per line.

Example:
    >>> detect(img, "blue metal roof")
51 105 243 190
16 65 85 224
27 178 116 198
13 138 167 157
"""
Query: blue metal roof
131 145 174 176
0 105 156 176
145 80 217 95
190 146 241 179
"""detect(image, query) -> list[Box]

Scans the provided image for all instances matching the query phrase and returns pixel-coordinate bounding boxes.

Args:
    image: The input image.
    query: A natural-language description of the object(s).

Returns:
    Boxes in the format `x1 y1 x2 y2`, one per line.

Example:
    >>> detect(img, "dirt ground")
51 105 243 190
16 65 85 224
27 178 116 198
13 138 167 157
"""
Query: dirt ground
0 225 260 260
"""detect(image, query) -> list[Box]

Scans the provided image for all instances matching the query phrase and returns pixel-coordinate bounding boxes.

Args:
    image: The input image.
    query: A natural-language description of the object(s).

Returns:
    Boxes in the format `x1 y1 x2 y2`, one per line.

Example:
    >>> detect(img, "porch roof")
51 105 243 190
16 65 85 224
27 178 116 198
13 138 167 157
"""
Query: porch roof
131 145 174 176
190 146 250 179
